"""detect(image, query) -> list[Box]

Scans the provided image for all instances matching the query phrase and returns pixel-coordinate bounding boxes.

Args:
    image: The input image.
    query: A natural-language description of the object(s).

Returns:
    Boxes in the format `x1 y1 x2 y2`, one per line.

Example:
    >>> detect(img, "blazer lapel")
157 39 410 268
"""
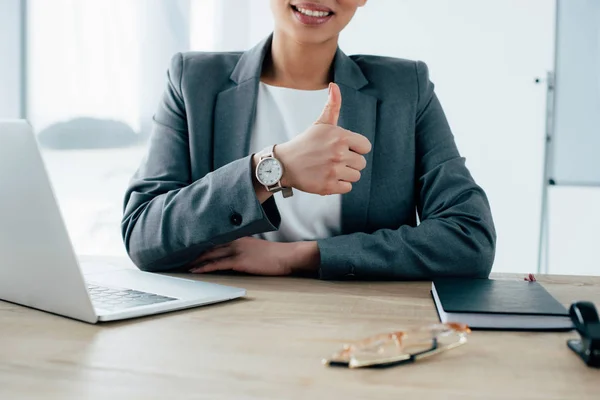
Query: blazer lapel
337 87 377 234
213 36 271 169
334 50 378 234
213 80 258 169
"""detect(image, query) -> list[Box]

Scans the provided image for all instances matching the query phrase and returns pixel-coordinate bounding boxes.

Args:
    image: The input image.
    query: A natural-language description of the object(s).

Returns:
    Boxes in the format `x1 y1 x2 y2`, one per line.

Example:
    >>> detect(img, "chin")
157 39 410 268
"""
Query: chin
293 32 335 45
283 23 339 45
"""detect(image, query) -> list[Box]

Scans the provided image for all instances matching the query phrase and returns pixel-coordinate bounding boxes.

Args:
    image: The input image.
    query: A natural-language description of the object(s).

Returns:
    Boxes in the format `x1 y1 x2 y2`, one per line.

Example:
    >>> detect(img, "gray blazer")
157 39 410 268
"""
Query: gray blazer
122 35 496 280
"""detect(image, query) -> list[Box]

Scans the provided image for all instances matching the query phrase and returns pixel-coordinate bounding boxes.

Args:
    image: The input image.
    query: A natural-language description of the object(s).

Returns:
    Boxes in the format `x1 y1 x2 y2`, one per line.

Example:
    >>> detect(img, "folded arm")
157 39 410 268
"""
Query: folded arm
121 53 280 272
316 61 496 280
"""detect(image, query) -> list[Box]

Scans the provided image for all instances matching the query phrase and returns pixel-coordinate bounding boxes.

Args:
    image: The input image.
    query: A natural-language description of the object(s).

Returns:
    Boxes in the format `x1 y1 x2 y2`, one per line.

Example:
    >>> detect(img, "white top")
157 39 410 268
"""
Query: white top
249 82 342 242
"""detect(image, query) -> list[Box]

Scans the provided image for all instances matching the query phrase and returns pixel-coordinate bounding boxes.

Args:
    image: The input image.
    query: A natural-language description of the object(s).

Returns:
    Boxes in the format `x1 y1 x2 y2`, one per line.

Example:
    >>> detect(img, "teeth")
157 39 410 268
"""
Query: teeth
296 7 330 18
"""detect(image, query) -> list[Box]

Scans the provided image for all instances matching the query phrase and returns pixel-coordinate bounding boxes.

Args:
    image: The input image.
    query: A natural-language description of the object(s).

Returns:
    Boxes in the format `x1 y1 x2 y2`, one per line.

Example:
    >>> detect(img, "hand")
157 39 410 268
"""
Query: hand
275 83 372 196
188 237 320 276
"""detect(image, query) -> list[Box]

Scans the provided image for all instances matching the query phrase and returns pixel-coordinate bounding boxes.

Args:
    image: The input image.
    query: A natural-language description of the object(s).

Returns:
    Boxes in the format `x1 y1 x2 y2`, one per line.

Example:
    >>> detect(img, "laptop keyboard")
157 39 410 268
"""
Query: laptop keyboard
87 283 178 312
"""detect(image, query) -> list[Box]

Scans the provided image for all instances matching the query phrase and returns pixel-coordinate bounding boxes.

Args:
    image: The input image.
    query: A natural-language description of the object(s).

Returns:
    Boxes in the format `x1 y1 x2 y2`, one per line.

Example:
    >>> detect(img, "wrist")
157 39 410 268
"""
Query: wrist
252 153 261 176
285 241 320 274
252 153 272 204
274 142 293 188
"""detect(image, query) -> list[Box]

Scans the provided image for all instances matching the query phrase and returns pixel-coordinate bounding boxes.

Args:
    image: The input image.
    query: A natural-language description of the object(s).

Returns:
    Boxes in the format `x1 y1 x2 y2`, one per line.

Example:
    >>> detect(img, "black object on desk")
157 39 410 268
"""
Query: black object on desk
567 301 600 368
431 278 574 330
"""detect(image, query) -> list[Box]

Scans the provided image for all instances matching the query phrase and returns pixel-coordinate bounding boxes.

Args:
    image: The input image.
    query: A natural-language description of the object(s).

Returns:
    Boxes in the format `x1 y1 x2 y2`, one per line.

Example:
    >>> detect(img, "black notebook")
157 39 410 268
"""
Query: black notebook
431 278 574 331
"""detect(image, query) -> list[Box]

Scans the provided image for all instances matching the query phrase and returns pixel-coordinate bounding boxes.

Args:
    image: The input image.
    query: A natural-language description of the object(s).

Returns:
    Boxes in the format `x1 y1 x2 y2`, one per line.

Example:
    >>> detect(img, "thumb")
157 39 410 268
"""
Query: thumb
315 83 341 126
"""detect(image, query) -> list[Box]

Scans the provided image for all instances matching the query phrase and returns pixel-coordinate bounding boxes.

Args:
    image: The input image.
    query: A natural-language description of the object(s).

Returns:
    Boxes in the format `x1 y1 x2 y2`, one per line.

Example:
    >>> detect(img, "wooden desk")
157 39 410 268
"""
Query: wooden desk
1 256 599 400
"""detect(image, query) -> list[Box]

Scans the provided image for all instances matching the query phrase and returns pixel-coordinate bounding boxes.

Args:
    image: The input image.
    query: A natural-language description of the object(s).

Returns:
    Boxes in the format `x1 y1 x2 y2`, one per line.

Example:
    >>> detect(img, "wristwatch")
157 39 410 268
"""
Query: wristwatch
255 145 293 198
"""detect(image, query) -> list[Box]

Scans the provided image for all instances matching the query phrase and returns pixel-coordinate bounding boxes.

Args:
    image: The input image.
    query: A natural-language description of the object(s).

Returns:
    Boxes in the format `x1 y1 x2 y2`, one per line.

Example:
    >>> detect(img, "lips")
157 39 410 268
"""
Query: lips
291 3 335 26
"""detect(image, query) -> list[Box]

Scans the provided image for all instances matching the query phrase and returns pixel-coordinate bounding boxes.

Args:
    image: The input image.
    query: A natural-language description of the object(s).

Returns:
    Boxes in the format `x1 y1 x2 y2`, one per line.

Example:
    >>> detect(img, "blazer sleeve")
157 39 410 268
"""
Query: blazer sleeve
121 53 280 272
316 61 496 280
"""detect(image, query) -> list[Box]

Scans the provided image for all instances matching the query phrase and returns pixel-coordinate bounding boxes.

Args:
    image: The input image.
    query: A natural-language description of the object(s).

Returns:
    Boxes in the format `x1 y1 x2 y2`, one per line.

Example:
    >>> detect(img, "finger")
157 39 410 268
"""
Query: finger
342 130 372 155
344 152 367 171
336 181 353 194
190 258 236 274
193 246 235 264
338 166 361 183
315 83 342 126
187 242 231 266
324 181 352 196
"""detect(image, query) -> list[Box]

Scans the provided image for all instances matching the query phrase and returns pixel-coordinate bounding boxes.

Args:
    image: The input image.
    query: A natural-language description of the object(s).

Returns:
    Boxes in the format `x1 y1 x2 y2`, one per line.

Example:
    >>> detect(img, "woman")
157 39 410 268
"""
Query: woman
121 0 496 280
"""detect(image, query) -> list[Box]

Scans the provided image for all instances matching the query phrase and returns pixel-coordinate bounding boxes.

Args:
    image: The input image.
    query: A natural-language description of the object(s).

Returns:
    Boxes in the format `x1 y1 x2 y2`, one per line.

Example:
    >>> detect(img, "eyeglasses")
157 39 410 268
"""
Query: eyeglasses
323 323 471 369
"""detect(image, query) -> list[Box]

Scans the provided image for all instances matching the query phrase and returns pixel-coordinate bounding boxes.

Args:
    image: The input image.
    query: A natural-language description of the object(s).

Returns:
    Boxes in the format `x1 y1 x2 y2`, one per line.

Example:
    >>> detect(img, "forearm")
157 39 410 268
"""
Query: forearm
317 188 496 280
318 223 494 280
122 156 281 272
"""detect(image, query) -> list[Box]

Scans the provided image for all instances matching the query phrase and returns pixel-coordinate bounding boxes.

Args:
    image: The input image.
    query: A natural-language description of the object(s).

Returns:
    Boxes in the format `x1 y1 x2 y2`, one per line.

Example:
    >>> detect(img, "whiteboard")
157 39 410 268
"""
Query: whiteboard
551 0 600 185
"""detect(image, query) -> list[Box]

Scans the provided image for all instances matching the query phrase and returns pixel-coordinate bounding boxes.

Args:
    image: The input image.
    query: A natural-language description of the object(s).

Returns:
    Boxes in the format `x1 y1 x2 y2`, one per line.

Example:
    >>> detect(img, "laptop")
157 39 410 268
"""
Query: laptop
0 120 246 323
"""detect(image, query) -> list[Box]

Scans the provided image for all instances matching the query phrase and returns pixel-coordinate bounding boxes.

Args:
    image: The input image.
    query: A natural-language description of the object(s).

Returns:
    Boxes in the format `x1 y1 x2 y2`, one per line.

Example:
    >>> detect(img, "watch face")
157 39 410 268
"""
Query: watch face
257 157 283 186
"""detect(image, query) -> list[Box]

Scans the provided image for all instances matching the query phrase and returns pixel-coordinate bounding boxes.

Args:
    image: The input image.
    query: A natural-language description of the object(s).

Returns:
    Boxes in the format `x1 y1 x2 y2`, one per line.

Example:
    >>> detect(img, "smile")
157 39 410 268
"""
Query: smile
291 3 335 25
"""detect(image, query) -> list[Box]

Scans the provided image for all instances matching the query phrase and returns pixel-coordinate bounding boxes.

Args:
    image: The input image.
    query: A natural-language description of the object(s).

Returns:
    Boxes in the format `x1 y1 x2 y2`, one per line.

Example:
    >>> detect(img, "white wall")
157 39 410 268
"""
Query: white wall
139 0 190 136
0 0 22 119
190 0 273 51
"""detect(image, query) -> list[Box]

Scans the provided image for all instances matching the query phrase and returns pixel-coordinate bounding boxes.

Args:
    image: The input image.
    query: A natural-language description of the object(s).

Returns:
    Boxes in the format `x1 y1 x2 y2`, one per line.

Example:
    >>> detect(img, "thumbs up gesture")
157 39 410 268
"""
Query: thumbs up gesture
276 83 372 196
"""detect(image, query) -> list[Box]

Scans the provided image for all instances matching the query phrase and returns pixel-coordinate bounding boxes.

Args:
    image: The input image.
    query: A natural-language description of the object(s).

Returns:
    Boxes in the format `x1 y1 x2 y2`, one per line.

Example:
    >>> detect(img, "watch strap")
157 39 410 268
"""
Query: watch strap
258 144 276 161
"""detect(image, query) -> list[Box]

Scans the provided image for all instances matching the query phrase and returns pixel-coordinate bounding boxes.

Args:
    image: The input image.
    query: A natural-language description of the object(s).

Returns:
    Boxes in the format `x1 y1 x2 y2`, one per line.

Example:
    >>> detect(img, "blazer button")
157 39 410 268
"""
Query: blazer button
230 212 243 226
345 264 356 278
